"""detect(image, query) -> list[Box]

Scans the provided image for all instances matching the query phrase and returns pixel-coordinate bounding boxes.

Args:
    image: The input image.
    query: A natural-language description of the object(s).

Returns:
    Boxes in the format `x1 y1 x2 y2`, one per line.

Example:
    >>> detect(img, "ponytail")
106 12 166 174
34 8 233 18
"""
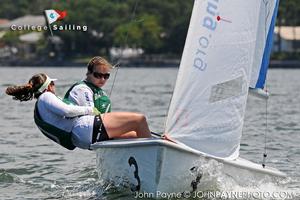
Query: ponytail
5 73 47 101
6 83 35 101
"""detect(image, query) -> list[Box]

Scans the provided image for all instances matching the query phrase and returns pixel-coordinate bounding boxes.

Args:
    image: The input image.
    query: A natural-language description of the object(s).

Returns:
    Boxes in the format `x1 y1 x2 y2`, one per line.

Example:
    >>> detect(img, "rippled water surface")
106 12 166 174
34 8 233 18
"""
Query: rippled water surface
0 67 299 199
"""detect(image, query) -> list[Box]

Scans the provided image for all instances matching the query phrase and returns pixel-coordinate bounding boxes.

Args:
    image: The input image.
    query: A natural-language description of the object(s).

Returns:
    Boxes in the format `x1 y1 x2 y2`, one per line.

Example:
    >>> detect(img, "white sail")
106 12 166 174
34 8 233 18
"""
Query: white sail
165 0 264 159
250 0 280 89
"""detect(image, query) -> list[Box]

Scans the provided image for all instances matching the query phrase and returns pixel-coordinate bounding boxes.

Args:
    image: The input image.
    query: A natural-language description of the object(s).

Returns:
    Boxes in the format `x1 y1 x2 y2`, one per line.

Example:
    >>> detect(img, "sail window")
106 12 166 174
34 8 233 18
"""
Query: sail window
209 76 245 103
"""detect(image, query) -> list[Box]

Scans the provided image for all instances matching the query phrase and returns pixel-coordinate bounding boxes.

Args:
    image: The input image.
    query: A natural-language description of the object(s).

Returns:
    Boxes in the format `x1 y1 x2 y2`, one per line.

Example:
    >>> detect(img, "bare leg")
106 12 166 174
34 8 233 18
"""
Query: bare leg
116 131 137 139
101 112 151 139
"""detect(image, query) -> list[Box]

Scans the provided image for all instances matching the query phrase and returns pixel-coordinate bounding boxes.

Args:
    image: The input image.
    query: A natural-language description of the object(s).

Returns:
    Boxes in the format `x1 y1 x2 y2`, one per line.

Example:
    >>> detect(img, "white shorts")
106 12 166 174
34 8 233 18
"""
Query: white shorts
71 115 94 149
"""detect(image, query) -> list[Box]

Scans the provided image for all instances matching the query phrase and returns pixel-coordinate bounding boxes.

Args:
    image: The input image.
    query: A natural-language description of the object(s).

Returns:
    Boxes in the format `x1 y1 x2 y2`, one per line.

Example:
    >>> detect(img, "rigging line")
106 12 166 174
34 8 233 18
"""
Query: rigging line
108 0 140 98
98 0 140 134
263 82 268 168
115 0 140 68
262 0 270 168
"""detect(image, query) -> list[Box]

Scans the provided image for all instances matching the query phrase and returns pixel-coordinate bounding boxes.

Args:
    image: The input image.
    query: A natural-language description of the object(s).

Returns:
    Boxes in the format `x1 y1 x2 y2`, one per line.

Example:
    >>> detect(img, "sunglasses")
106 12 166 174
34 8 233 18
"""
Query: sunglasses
92 72 110 80
50 81 55 86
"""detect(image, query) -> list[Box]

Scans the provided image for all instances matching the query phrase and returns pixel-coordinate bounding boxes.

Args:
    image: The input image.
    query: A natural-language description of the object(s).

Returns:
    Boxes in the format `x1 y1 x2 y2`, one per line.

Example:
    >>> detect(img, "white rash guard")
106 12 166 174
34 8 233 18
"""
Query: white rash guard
37 92 95 149
68 84 95 107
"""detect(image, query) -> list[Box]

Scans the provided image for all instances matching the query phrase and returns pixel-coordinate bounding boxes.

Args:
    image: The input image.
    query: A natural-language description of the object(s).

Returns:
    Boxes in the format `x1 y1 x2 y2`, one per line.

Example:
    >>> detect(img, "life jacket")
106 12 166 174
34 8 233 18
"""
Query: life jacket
64 80 111 114
33 103 76 150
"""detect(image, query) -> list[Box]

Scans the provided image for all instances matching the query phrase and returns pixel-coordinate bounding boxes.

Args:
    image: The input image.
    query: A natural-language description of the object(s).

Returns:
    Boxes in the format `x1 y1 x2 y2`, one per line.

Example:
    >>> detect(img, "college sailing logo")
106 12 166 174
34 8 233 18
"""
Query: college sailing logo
9 9 88 34
43 9 87 36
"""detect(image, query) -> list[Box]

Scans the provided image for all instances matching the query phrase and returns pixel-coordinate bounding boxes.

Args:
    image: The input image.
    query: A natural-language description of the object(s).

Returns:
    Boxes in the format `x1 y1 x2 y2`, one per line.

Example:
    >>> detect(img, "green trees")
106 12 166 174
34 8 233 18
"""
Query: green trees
53 0 193 55
0 0 193 56
0 0 52 19
278 0 300 26
0 0 299 58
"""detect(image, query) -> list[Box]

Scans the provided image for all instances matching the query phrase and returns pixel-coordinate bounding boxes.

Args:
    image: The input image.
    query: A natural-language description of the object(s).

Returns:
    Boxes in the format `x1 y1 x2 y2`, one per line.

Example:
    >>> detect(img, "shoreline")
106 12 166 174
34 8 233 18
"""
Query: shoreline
0 60 299 68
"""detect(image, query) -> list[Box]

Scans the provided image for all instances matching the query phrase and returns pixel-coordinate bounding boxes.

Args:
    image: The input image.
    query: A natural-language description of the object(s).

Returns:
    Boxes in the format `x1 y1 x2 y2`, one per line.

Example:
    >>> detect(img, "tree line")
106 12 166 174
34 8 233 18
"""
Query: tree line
0 0 299 58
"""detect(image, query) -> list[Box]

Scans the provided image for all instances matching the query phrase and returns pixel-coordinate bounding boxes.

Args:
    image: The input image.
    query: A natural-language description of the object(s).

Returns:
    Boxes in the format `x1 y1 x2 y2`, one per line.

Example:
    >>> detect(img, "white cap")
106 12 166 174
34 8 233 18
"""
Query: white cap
37 75 57 93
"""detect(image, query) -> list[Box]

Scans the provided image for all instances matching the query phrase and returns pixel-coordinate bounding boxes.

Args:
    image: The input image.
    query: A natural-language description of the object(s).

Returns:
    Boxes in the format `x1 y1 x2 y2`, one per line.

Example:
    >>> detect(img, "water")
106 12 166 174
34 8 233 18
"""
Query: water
0 67 299 199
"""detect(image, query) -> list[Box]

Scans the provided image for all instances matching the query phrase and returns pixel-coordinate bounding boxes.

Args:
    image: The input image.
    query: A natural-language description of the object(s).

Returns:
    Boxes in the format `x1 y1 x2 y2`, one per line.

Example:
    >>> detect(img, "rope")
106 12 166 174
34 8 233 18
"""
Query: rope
108 0 140 98
262 0 270 168
99 0 140 133
262 83 268 168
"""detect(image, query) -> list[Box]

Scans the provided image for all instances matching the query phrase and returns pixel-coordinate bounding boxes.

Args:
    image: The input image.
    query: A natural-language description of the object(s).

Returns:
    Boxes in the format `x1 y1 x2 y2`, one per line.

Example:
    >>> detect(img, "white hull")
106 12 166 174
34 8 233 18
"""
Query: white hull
91 139 285 195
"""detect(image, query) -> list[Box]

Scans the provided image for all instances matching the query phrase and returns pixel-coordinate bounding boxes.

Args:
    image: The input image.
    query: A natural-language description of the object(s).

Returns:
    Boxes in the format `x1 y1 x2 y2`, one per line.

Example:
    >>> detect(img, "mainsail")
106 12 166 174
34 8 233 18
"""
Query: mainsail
165 0 278 159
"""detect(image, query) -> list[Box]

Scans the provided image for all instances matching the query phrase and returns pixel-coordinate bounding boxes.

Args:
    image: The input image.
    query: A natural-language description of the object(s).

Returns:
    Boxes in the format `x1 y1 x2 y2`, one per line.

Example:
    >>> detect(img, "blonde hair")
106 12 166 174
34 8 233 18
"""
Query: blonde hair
6 73 47 101
87 56 113 73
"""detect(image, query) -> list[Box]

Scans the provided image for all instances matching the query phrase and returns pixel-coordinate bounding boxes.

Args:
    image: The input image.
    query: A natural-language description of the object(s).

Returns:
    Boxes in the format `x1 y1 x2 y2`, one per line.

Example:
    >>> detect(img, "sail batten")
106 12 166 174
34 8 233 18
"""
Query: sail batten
165 0 276 159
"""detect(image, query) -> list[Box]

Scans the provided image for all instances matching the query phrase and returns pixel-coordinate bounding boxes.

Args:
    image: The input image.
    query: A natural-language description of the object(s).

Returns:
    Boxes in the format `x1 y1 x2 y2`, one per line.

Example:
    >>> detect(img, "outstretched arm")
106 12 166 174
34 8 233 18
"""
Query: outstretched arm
40 92 94 117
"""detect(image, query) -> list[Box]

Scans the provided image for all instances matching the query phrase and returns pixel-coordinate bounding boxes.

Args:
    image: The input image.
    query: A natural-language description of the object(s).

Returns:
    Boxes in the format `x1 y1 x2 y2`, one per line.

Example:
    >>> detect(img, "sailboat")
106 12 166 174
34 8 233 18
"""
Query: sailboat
91 0 285 195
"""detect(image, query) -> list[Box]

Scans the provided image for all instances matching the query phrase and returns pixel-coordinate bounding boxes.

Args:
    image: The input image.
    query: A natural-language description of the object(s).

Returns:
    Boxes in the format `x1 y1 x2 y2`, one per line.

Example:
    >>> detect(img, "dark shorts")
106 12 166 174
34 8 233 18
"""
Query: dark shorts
92 115 109 143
